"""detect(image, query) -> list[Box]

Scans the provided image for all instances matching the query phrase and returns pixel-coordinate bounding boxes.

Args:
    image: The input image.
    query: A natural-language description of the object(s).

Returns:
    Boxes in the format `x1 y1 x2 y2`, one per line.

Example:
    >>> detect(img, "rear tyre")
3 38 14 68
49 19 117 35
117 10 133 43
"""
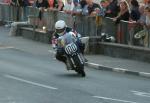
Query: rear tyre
75 67 86 77
80 69 86 77
71 54 86 77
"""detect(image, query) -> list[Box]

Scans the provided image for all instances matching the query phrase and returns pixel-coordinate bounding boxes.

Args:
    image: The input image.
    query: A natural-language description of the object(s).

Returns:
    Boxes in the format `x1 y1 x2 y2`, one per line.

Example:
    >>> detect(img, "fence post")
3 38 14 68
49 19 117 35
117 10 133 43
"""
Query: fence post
148 28 150 48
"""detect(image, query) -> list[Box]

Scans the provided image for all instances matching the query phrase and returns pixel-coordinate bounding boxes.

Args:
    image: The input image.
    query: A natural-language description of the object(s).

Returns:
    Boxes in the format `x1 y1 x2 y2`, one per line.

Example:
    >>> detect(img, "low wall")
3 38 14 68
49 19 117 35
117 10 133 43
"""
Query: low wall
19 27 52 43
88 40 150 63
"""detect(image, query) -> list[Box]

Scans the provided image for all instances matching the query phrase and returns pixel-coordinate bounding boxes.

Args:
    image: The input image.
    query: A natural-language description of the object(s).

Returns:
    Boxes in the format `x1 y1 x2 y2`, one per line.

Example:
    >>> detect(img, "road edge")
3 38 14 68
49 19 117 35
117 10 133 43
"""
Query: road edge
85 62 150 78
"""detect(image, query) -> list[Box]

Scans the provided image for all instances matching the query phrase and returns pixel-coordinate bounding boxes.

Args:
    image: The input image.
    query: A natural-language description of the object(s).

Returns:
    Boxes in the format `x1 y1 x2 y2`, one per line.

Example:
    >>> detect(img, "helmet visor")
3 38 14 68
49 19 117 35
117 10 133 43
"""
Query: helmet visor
56 28 66 34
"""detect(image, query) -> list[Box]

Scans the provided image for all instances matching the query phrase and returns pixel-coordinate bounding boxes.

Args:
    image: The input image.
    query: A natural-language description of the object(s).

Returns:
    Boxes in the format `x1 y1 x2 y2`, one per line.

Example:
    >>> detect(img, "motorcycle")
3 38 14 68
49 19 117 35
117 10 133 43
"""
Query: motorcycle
133 30 147 46
100 33 116 42
57 32 86 77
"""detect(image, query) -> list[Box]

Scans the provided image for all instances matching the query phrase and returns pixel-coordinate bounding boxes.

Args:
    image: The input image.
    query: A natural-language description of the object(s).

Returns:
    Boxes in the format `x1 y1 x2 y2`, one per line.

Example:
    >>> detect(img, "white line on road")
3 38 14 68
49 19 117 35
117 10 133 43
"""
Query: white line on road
131 90 150 98
4 75 58 90
93 96 138 103
0 46 14 49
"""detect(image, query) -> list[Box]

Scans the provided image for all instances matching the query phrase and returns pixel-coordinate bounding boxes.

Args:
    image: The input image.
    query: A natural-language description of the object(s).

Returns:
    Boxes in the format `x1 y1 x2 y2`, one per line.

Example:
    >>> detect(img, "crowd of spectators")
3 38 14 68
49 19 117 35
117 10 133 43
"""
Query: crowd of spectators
1 0 150 27
1 0 150 41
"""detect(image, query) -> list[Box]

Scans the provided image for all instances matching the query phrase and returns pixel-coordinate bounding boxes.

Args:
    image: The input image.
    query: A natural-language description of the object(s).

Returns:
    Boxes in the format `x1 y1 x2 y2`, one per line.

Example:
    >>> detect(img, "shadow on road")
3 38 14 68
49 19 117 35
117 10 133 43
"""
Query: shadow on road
55 73 84 78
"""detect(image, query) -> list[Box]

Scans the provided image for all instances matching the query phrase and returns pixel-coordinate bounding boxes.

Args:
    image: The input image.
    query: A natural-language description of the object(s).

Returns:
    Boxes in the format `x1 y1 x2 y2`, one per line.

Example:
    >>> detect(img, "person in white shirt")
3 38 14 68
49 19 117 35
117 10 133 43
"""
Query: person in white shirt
63 0 74 13
145 6 150 28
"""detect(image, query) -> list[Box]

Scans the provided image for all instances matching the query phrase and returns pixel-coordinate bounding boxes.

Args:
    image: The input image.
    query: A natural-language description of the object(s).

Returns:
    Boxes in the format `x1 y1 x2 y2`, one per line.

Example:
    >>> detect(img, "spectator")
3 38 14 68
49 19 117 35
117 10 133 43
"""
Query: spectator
35 0 49 28
36 0 49 8
82 0 100 16
130 0 140 21
56 0 64 11
11 0 24 21
48 0 61 10
29 0 35 5
113 0 130 24
143 6 150 46
80 0 87 9
105 0 119 18
23 0 30 6
135 6 150 47
63 0 74 14
3 0 11 4
145 0 150 7
145 6 150 46
22 0 30 21
145 6 150 28
48 0 54 9
72 0 82 15
138 4 146 25
99 0 110 16
138 4 150 28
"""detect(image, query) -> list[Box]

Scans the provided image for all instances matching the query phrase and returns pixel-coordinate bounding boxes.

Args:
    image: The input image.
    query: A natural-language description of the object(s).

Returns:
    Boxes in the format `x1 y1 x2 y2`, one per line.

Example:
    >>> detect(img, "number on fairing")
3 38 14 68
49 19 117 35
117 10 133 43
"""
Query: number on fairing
65 43 78 55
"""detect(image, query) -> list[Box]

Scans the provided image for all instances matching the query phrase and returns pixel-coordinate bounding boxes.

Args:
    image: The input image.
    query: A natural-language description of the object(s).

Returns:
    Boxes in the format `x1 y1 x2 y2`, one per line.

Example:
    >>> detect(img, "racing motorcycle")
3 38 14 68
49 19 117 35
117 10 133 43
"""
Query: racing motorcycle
57 32 86 77
100 33 116 42
133 30 147 46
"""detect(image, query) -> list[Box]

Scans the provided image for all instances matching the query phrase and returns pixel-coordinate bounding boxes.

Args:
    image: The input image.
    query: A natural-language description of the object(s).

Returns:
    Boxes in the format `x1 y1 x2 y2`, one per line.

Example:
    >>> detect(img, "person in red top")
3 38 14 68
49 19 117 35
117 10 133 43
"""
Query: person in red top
3 0 11 4
48 0 54 9
29 0 34 5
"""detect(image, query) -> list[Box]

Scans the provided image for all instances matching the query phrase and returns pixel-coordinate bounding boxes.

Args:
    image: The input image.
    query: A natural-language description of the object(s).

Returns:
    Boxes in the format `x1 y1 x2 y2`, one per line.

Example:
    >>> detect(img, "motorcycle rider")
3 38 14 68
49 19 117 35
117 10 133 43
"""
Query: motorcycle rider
52 20 86 69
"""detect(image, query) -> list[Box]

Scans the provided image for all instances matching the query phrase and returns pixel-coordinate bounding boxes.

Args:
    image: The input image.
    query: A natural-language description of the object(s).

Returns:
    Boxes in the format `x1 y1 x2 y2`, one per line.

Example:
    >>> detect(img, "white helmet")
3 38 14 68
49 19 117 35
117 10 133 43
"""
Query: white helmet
55 20 66 36
55 20 66 30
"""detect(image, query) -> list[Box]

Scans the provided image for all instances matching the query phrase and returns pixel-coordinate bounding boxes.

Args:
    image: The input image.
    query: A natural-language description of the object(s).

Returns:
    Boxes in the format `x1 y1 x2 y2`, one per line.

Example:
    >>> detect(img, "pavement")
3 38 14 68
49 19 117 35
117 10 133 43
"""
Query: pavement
0 26 150 103
85 55 150 78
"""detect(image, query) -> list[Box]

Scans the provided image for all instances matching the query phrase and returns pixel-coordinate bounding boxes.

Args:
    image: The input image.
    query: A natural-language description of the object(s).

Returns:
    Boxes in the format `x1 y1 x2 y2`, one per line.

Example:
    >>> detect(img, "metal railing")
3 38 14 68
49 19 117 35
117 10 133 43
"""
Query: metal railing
0 3 149 48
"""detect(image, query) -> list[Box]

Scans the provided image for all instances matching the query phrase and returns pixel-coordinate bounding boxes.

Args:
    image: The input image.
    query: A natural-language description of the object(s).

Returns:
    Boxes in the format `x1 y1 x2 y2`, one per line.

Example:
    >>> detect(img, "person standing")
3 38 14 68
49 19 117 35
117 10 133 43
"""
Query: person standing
11 0 24 21
22 0 30 21
113 1 130 24
145 0 150 7
63 0 74 14
82 0 100 16
80 0 87 9
56 0 64 11
130 0 140 21
35 0 49 28
72 0 82 15
113 1 130 43
3 0 11 4
105 0 119 18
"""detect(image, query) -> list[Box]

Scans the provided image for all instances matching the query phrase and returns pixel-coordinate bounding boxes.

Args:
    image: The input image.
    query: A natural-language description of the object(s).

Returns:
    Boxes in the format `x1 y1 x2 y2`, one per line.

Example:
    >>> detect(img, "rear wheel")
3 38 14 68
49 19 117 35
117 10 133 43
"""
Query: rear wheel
75 66 86 77
79 69 86 77
70 54 86 77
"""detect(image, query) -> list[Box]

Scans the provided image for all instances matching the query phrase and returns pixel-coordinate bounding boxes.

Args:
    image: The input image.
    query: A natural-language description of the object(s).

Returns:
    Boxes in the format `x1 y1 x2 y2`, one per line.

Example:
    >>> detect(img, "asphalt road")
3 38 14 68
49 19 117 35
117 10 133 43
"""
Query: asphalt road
0 27 150 103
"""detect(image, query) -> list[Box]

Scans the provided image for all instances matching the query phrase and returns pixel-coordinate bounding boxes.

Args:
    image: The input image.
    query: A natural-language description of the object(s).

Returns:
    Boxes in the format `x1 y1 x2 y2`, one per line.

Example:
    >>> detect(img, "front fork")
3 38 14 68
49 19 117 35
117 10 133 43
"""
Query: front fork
69 53 84 69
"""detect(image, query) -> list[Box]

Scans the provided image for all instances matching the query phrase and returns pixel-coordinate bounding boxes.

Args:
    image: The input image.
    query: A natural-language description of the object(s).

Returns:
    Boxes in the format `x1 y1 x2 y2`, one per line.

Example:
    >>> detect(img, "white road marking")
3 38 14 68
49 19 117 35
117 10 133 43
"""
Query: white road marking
88 63 100 67
93 96 138 103
4 75 58 90
0 46 14 49
131 90 150 98
113 68 126 73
